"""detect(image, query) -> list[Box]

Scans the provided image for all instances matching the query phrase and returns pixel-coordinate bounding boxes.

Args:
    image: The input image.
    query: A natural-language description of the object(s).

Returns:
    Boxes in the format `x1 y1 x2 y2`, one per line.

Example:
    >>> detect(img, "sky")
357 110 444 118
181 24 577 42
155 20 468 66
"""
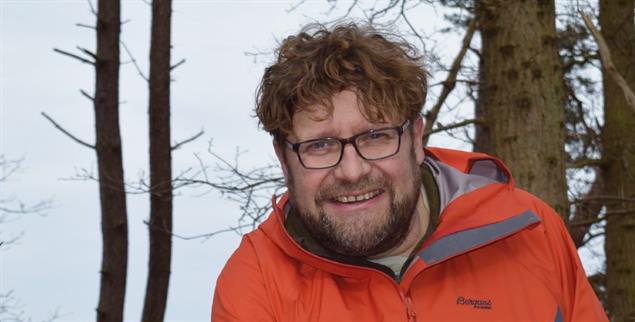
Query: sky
0 1 603 321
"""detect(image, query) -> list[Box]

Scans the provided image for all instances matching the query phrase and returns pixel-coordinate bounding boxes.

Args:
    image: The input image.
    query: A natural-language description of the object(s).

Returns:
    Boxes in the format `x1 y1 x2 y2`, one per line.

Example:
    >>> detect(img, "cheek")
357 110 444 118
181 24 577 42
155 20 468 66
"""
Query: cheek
376 157 408 179
375 152 419 190
288 167 327 203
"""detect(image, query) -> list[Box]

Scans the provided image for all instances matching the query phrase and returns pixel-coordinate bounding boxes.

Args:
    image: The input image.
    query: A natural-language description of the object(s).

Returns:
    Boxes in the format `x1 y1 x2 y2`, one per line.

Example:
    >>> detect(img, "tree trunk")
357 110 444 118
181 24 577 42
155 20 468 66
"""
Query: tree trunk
599 0 635 320
473 39 494 155
475 0 568 218
94 0 128 321
141 0 173 321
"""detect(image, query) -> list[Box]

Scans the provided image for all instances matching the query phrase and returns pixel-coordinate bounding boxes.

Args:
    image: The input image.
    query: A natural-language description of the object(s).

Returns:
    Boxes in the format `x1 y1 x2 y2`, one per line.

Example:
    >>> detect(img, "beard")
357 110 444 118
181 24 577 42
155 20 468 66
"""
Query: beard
287 150 422 258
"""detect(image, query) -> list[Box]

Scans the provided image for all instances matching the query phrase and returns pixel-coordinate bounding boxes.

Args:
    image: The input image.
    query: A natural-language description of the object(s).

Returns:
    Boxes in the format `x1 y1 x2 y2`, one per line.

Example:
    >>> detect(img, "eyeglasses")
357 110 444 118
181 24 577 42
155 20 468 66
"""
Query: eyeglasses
285 120 411 169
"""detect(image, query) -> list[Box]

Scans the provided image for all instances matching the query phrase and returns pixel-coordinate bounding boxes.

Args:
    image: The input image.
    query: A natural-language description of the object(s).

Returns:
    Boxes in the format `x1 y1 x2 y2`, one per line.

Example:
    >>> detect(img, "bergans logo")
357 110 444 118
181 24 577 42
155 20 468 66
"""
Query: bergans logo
456 296 492 310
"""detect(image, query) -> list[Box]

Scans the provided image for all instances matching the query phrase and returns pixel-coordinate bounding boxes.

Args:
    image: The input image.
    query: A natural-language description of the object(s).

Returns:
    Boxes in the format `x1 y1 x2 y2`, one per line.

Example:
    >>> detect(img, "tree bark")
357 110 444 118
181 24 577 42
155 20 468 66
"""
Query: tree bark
599 0 635 320
94 0 128 321
473 39 494 155
475 0 568 218
141 0 173 321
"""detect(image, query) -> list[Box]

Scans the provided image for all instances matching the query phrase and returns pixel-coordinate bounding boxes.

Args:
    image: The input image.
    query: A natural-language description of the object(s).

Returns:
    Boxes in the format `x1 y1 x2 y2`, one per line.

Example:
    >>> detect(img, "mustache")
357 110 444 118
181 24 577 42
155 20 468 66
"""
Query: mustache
316 176 389 201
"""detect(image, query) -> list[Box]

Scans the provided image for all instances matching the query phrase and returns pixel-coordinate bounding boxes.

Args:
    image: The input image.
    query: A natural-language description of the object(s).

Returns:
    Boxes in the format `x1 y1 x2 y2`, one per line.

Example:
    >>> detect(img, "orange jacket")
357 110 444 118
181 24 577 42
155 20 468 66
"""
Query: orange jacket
212 148 608 322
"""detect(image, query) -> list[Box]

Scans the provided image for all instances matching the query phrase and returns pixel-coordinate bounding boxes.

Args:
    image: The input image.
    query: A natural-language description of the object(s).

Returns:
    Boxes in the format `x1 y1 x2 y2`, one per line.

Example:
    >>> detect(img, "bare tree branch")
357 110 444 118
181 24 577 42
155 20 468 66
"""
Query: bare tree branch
170 223 254 241
423 118 483 138
76 23 96 30
369 0 400 24
400 0 425 49
171 129 204 151
581 13 635 113
423 17 477 145
121 41 149 81
79 89 94 101
343 0 360 17
567 157 604 168
0 200 52 215
1 157 53 252
87 0 96 15
286 0 307 13
569 208 635 227
170 58 186 71
170 142 285 236
0 156 22 182
41 112 95 149
77 46 97 60
53 48 95 65
572 195 635 203
568 175 605 247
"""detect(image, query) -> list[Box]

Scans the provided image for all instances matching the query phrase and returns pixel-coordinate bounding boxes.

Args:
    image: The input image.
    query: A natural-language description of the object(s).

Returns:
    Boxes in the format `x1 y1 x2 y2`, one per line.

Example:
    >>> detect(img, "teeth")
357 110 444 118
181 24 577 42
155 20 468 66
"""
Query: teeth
335 190 380 203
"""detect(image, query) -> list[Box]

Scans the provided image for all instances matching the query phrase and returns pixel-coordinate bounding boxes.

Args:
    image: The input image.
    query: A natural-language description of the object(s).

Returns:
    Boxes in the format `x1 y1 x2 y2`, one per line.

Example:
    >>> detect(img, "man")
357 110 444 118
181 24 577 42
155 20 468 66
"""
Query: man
212 23 608 322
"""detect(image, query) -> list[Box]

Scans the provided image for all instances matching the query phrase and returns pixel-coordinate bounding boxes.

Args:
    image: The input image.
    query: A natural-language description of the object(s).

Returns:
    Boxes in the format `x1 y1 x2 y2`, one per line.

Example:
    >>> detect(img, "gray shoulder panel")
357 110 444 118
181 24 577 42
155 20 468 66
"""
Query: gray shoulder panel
424 158 499 214
419 210 540 265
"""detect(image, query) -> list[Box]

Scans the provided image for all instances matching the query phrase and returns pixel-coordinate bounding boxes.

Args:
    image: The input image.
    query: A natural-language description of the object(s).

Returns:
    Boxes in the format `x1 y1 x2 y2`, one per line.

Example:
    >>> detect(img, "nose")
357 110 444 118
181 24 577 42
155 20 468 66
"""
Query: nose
333 143 371 183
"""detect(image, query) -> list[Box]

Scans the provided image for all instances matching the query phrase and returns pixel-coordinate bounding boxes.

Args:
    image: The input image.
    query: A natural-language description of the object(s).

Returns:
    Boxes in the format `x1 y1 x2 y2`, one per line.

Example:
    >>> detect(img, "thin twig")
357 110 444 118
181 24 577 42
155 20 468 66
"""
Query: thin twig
79 89 94 101
581 13 635 114
171 129 204 151
53 48 95 65
423 118 483 137
76 46 97 60
170 58 186 71
369 0 400 24
41 112 95 149
170 224 253 241
343 0 359 17
400 0 425 49
568 175 605 247
567 157 603 168
569 208 635 227
87 0 96 15
120 41 149 81
76 23 96 30
572 195 635 203
286 0 307 13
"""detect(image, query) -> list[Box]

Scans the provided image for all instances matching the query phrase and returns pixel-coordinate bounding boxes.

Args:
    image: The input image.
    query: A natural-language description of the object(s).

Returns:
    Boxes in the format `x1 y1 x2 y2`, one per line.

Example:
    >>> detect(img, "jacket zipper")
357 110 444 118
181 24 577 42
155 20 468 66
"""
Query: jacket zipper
400 290 417 322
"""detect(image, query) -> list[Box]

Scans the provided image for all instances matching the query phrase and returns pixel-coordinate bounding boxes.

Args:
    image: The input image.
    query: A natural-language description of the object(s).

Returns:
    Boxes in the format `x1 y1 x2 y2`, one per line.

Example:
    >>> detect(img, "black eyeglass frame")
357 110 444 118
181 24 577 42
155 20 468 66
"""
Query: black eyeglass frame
285 119 411 170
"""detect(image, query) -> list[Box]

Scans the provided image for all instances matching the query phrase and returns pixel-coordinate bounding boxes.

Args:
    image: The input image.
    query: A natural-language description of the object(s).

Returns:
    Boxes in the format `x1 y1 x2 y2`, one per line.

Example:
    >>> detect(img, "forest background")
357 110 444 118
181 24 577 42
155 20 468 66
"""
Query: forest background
1 0 633 321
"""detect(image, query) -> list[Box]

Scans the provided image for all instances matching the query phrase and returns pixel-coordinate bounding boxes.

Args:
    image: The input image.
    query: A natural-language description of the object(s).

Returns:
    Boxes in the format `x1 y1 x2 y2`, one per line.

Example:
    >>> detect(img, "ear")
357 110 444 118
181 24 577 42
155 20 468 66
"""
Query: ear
273 139 290 184
412 116 425 164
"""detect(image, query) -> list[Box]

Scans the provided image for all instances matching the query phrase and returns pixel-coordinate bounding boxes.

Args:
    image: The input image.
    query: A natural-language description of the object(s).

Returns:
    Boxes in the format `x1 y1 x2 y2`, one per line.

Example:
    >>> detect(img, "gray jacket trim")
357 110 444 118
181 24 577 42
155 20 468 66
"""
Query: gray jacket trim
424 158 505 215
419 210 541 265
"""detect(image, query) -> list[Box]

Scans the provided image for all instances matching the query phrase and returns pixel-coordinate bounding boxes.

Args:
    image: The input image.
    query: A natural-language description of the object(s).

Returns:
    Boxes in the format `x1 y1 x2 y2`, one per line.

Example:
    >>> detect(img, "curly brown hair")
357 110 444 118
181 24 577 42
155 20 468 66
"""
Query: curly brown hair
255 22 428 140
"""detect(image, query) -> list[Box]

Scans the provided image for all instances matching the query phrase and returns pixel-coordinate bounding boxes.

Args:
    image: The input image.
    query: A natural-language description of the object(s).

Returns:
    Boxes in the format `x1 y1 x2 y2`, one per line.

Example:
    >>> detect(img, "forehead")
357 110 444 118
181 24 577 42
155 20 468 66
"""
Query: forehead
290 90 392 140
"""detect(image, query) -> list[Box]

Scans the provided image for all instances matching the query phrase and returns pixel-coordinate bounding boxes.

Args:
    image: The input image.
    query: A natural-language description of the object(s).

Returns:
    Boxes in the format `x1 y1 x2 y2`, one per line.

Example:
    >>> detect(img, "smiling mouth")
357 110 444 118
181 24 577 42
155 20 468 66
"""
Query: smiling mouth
331 189 383 204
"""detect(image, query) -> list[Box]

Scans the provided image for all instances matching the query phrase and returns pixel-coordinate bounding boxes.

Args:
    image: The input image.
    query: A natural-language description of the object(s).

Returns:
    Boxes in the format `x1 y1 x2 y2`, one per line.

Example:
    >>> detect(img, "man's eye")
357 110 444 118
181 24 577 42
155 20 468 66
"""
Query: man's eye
304 140 335 154
366 131 392 140
309 140 329 150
